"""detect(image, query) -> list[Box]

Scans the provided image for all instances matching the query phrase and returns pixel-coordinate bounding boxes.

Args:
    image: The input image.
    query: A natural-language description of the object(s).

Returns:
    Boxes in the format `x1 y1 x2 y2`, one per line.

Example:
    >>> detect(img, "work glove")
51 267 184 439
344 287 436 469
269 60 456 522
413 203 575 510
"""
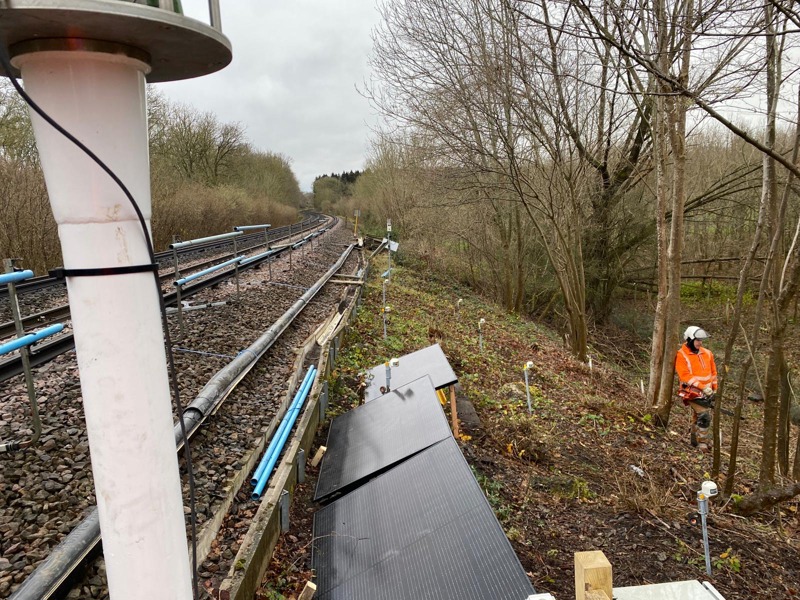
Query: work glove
703 385 714 397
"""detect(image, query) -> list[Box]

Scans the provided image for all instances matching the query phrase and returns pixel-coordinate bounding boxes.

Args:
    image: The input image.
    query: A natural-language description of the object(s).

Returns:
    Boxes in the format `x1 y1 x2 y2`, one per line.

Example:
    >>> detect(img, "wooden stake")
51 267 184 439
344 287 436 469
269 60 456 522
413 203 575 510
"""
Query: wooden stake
575 551 612 600
450 385 459 438
310 446 327 468
298 581 317 600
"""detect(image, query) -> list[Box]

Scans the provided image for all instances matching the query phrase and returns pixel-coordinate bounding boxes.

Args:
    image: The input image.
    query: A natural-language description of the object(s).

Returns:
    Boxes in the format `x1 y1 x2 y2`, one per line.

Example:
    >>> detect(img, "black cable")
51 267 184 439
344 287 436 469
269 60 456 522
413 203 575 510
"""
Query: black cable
0 45 200 599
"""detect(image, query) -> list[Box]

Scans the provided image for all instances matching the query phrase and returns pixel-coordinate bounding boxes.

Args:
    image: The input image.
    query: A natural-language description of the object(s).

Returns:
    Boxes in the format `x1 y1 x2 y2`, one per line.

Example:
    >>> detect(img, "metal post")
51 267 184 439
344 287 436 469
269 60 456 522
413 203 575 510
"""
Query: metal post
698 492 712 576
172 243 179 280
386 218 392 277
4 260 41 446
289 223 293 270
233 238 240 300
176 285 185 338
479 318 485 353
383 305 388 340
385 361 391 392
387 234 392 275
208 0 222 30
280 489 290 532
523 362 532 414
297 448 306 484
319 381 329 424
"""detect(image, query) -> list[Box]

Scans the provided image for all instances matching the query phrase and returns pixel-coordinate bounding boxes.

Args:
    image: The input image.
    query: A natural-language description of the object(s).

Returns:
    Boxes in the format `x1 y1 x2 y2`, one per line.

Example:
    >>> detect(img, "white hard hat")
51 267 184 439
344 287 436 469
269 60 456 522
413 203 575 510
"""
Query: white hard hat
684 326 709 342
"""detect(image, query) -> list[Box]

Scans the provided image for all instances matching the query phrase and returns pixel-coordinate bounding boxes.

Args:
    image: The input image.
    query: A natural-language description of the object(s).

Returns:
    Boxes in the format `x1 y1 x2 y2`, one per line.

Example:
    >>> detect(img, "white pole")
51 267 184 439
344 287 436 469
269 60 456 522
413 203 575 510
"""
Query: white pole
15 49 192 599
523 363 532 414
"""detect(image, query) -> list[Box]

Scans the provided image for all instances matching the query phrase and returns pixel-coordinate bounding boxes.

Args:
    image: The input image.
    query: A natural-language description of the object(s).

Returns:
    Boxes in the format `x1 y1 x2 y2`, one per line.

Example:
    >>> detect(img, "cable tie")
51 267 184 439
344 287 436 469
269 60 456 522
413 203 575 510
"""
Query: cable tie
49 264 159 279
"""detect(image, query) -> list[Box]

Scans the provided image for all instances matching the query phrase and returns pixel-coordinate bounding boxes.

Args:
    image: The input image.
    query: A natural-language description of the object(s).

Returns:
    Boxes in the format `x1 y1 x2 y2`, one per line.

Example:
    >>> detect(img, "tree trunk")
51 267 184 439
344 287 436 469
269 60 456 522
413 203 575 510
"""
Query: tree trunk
778 357 791 475
760 340 782 486
647 42 669 410
793 421 800 479
723 360 751 496
735 481 800 516
757 1 783 488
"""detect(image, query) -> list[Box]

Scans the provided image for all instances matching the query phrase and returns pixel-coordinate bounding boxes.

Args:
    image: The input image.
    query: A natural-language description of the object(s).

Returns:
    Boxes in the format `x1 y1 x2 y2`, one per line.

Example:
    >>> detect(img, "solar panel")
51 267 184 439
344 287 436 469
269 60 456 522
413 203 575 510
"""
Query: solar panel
314 376 452 502
364 344 457 402
312 438 536 600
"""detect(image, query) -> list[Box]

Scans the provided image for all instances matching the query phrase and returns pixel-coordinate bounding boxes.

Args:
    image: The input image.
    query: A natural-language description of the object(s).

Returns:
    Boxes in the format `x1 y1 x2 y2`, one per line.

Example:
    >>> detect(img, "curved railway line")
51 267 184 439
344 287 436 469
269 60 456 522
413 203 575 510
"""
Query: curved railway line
0 214 328 380
0 217 366 599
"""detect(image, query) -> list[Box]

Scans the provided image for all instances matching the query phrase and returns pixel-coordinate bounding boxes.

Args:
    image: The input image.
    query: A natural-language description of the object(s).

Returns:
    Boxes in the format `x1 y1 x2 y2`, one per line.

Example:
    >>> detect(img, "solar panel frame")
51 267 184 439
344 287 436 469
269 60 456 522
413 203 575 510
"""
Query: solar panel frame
364 344 457 402
314 375 452 502
312 438 536 600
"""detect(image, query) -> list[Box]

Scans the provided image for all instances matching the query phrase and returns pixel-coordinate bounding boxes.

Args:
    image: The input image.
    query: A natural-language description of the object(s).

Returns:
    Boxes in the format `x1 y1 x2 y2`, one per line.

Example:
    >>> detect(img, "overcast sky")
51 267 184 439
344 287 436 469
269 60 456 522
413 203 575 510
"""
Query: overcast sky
155 0 381 192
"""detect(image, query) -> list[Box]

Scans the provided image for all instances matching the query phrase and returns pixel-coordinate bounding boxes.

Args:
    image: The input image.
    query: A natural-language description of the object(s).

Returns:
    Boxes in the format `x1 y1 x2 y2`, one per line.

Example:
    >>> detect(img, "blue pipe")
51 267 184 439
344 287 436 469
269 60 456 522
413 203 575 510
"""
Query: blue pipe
250 366 316 485
252 366 317 500
0 324 64 357
0 270 34 285
174 256 243 287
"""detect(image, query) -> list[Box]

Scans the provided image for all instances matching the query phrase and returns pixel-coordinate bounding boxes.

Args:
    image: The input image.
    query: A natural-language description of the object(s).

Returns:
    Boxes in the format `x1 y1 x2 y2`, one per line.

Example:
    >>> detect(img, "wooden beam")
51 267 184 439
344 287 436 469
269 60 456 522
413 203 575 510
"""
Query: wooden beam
450 385 459 438
310 446 327 468
575 551 612 600
298 581 317 600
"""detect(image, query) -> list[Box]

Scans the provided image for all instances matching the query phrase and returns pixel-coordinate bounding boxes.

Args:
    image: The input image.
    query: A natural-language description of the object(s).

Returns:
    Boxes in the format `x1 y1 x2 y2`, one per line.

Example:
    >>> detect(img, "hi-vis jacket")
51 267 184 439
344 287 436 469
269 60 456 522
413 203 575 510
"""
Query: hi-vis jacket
675 344 718 391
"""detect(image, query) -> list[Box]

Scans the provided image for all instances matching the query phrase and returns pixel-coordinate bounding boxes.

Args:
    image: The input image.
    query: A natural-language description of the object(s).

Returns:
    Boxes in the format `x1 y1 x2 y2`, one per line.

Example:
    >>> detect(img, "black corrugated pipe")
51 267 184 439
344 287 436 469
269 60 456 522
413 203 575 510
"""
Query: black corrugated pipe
10 244 354 600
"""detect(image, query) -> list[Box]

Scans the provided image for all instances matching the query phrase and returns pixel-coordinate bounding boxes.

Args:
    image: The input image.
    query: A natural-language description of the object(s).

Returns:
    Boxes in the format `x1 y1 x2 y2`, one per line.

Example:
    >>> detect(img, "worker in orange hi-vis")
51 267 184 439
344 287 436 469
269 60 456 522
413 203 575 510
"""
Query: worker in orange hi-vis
675 326 718 452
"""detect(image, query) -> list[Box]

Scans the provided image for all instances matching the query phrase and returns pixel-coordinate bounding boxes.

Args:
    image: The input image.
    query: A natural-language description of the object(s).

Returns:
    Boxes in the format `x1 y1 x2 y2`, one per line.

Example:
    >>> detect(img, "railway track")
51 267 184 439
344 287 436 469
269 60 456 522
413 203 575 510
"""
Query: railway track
0 214 324 302
0 218 366 599
0 215 332 380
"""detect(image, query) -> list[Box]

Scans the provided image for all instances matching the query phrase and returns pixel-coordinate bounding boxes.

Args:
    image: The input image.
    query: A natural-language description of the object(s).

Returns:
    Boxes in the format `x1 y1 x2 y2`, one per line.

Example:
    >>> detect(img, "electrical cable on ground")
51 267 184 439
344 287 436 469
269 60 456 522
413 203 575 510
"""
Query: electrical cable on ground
0 45 201 600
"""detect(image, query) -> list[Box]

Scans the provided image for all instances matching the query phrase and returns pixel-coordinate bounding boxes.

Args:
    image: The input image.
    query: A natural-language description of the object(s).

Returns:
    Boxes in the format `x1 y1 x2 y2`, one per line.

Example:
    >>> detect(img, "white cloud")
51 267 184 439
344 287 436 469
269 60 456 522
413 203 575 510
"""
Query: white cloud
155 0 380 191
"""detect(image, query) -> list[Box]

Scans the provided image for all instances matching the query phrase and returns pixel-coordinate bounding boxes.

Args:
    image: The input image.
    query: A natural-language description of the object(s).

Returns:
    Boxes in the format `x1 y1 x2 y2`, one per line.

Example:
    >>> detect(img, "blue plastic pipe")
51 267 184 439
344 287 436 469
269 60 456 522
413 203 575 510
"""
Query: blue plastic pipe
0 270 34 285
0 324 64 357
252 366 317 500
174 256 243 287
250 365 316 485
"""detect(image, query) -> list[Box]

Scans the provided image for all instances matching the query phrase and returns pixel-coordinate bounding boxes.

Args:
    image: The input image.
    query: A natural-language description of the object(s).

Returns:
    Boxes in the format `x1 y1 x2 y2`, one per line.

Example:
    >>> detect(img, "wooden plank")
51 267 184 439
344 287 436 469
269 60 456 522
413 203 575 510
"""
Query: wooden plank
311 446 327 468
575 551 612 600
450 384 460 438
298 581 317 600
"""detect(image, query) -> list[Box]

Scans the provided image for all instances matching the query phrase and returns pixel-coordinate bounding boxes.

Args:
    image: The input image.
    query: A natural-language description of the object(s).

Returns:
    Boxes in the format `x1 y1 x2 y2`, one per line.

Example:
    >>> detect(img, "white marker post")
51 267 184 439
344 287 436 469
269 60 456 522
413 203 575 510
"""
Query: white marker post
523 361 534 414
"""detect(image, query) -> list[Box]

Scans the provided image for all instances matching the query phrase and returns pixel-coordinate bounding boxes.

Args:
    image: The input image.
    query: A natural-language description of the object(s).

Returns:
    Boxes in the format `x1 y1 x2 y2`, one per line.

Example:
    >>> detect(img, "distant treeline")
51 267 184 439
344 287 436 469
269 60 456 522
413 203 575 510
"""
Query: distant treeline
311 171 363 213
0 83 304 274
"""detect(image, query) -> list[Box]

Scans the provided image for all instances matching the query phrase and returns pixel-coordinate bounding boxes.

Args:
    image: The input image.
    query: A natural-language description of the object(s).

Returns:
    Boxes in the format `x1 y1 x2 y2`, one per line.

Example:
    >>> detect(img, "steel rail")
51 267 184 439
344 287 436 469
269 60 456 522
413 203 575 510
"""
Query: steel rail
0 217 330 339
0 214 325 298
0 219 332 381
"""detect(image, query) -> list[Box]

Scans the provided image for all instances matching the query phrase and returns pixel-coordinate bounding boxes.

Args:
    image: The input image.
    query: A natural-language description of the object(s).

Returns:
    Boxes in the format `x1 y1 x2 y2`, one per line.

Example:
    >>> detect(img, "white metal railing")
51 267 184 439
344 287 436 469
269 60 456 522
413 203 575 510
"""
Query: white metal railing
126 0 222 31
